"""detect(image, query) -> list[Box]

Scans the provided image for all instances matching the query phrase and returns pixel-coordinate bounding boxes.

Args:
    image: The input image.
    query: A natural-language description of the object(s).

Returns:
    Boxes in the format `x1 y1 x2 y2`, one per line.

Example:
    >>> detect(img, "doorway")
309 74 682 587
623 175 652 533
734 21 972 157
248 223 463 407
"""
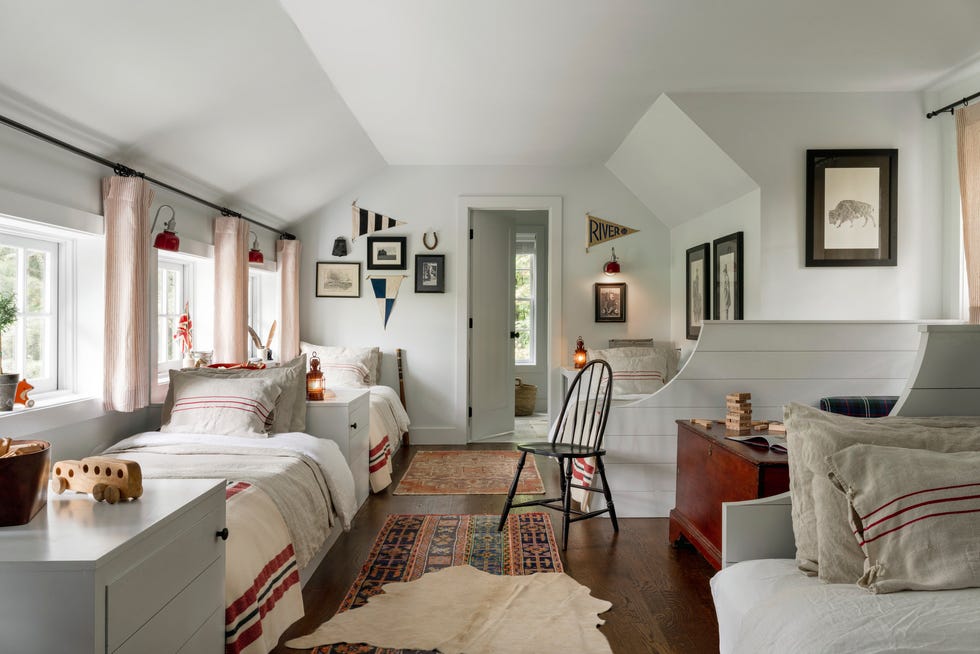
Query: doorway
456 196 563 444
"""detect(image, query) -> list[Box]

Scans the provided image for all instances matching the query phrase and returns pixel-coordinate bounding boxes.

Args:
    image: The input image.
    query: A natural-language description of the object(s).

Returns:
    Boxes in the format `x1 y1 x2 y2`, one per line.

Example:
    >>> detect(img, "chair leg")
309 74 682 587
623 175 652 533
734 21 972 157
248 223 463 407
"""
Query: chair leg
595 456 619 532
498 451 528 531
562 457 573 550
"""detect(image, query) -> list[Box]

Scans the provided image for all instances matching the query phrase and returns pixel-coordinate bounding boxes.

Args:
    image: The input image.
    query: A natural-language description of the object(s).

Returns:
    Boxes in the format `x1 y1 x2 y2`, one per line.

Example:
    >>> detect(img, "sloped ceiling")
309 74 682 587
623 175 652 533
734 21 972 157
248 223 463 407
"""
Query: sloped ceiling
2 1 980 223
280 0 980 166
0 0 385 226
606 95 758 228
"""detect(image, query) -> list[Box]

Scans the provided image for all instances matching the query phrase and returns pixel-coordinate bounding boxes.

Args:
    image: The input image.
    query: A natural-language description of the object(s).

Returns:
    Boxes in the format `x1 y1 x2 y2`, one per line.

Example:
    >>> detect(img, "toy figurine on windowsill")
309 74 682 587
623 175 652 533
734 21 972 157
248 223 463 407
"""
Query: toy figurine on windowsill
174 302 193 368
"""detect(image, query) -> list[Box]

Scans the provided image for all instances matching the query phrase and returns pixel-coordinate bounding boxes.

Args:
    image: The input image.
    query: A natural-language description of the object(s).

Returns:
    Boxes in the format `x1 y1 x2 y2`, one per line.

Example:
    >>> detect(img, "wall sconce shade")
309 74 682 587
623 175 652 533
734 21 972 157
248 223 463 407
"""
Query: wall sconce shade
574 336 588 369
248 231 265 264
306 352 325 401
603 248 620 276
151 204 180 252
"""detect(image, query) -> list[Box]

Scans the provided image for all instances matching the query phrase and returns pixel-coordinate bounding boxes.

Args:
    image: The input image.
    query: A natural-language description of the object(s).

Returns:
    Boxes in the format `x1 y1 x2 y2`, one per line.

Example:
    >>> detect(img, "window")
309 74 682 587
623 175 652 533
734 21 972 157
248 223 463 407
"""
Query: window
157 257 191 369
0 234 59 392
248 271 261 359
514 233 536 365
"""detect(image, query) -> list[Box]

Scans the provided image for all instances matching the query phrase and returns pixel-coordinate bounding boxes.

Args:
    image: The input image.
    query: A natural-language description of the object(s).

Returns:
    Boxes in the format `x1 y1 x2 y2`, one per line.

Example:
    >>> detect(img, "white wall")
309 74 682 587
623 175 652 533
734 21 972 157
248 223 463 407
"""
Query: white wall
290 165 671 443
670 189 761 359
671 92 945 320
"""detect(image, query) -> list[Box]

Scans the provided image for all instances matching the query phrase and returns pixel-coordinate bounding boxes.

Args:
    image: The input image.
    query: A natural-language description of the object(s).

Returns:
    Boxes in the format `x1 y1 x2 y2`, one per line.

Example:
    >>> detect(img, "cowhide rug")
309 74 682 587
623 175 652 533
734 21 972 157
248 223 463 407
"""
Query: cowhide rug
286 565 613 654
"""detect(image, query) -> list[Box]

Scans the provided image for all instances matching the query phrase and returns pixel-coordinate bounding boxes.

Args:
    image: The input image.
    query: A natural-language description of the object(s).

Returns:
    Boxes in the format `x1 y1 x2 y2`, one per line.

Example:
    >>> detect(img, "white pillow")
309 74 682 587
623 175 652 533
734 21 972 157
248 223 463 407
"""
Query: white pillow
162 375 282 437
161 354 307 433
300 342 377 387
589 347 667 395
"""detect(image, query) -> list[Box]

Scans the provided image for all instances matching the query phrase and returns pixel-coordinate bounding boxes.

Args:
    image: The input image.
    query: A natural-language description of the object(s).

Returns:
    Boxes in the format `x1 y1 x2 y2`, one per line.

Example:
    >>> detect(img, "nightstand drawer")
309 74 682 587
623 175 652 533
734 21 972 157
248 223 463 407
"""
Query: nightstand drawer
349 401 370 437
113 557 223 654
107 506 225 651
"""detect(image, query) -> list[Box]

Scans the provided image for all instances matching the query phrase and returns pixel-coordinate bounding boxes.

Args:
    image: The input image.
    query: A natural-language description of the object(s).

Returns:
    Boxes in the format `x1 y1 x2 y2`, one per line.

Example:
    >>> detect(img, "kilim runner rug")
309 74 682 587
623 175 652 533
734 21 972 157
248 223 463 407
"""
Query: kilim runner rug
393 449 545 495
310 512 563 654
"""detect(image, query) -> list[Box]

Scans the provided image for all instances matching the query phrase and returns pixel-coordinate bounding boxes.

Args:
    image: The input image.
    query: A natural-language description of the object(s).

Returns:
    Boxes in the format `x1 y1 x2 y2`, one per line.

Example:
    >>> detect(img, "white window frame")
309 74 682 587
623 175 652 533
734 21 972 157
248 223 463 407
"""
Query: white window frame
0 232 62 393
248 271 262 360
514 234 537 366
155 254 193 377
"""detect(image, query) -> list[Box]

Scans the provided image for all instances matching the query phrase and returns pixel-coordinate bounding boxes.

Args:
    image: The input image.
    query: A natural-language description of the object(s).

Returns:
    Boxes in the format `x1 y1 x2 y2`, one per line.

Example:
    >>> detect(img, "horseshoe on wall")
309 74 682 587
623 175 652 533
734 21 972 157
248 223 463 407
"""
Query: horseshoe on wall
422 231 439 250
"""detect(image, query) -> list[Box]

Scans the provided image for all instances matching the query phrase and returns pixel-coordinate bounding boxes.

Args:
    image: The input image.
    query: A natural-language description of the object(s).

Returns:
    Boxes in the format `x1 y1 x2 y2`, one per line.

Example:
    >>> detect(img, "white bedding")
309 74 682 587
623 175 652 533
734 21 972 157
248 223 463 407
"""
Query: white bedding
712 559 980 654
368 384 411 447
104 431 357 567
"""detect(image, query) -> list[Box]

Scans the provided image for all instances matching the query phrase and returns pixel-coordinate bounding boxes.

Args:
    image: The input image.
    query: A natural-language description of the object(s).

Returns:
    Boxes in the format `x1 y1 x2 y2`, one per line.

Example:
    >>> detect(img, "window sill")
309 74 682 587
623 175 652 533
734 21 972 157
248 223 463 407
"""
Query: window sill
0 393 105 439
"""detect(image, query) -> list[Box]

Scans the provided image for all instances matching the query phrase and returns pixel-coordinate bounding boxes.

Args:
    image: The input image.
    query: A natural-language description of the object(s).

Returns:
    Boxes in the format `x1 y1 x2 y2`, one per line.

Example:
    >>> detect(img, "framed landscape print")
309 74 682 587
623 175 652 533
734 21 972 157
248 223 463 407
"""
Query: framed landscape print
594 282 627 323
367 235 407 270
686 243 710 340
712 232 743 321
415 254 445 293
316 261 360 298
805 149 897 266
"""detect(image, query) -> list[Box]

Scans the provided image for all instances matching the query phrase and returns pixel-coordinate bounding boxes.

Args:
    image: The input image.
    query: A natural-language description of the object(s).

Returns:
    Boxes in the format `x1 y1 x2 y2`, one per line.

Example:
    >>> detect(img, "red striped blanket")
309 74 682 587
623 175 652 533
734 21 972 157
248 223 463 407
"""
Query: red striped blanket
224 482 303 654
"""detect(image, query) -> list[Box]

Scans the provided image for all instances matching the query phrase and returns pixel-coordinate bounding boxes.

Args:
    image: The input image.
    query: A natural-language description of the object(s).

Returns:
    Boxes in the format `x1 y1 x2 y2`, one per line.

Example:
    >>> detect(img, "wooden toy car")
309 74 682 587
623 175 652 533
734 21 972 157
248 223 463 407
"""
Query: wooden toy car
49 457 143 504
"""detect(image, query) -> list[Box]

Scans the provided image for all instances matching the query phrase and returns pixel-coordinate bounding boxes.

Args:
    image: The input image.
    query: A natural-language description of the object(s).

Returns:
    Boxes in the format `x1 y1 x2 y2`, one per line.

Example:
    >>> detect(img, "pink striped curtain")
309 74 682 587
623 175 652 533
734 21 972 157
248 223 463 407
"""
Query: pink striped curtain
277 239 301 361
957 103 980 323
213 216 249 362
102 176 154 412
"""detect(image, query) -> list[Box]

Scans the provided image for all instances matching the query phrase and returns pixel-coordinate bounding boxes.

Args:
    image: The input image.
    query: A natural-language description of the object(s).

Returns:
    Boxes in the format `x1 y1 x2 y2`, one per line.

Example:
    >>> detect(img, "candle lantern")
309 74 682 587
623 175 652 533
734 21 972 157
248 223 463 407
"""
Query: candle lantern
306 352 325 401
573 336 588 369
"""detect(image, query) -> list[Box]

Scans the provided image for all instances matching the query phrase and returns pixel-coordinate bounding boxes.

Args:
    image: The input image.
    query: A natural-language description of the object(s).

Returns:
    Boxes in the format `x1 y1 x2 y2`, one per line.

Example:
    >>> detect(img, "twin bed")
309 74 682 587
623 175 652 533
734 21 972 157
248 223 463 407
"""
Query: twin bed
711 324 980 653
102 348 410 654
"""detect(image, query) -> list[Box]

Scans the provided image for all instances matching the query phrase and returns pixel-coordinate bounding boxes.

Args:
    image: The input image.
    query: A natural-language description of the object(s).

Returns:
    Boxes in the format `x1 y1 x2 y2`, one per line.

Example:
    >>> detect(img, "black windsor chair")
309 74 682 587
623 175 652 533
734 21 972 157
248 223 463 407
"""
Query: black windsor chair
498 359 619 550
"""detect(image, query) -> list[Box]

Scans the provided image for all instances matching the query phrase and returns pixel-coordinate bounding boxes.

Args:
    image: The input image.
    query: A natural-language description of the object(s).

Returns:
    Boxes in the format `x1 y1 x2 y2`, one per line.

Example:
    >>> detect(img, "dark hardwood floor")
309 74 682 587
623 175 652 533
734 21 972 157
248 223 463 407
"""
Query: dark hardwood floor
273 443 720 654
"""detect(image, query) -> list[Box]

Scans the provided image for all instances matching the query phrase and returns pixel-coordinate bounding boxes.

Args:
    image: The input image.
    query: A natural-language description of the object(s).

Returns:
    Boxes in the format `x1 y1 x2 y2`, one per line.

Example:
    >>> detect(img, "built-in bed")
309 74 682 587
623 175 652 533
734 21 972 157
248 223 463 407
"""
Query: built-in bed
597 320 940 517
711 324 980 653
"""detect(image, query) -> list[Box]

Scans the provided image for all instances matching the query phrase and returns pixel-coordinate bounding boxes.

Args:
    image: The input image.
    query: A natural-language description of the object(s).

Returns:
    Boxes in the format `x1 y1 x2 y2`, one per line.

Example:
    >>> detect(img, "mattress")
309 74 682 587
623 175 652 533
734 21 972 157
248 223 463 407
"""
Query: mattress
712 559 980 654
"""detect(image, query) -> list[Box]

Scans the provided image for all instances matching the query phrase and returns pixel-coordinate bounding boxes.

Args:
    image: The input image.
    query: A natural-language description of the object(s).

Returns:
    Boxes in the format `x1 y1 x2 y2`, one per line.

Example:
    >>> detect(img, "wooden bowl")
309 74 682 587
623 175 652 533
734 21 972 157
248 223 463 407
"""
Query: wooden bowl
0 439 51 527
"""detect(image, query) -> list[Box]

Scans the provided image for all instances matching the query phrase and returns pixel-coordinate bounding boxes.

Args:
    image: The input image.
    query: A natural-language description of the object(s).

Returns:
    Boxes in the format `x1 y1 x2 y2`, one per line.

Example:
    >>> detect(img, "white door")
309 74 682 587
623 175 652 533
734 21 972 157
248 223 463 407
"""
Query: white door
469 211 516 440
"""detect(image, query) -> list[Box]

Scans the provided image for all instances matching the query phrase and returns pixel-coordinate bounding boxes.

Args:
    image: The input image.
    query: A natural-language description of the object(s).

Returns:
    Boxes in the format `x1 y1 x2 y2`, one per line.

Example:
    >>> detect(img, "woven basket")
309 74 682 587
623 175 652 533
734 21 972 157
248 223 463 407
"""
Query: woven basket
514 378 537 416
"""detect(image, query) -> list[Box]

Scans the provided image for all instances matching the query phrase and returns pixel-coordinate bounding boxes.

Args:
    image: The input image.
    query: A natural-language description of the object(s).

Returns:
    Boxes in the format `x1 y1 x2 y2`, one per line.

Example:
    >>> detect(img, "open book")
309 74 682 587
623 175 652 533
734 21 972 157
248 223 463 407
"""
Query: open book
725 432 788 454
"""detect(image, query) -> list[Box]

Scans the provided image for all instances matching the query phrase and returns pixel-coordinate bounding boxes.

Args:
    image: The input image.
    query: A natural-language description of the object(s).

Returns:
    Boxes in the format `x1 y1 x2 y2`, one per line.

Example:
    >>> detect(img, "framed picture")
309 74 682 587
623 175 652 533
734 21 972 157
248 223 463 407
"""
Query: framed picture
805 149 897 266
686 243 710 340
713 232 743 321
415 254 445 293
367 235 407 270
594 282 627 323
316 261 361 298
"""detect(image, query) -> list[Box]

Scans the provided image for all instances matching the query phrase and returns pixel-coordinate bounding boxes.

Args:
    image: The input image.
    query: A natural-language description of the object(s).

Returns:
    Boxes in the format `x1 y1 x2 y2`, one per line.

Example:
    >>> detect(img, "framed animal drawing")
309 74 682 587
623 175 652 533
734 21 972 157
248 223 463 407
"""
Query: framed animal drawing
805 149 897 266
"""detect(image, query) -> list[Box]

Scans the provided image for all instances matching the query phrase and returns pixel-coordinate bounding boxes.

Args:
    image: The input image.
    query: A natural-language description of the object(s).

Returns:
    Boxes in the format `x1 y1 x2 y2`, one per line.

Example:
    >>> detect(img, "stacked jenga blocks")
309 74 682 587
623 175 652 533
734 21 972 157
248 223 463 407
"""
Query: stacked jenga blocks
726 392 752 435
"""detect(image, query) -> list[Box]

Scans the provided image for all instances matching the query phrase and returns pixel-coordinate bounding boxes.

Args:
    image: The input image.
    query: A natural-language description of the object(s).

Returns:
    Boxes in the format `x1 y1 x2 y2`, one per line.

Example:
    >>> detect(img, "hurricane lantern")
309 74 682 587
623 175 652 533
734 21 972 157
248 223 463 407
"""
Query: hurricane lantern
306 352 325 401
573 336 588 369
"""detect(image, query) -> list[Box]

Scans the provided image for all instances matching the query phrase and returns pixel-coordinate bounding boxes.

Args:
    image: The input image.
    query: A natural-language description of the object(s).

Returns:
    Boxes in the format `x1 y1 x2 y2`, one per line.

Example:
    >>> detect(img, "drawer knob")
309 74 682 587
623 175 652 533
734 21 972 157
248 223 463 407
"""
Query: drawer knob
350 422 358 430
216 528 229 541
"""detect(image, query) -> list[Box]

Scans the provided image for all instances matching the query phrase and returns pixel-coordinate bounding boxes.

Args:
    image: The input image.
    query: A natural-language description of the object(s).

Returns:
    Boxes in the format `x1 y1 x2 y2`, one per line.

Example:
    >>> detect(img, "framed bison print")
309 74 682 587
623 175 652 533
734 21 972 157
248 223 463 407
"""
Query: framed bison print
805 149 897 266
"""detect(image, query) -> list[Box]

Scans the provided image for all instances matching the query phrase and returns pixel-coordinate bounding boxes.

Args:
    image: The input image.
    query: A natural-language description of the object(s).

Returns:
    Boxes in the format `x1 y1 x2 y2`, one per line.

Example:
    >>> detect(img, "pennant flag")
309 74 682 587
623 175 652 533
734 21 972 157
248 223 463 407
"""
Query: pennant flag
352 201 407 241
368 275 406 329
586 213 639 251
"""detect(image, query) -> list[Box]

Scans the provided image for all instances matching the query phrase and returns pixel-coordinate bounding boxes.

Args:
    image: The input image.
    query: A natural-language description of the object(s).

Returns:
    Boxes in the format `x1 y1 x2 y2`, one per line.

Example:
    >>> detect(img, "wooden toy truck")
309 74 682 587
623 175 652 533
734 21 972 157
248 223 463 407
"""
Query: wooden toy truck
49 457 143 504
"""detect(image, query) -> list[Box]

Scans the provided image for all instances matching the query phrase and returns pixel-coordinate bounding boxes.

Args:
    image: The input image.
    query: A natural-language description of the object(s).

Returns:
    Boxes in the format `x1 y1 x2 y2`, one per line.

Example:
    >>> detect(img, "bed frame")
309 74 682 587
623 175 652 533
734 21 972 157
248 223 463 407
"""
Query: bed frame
719 324 980 568
602 320 937 517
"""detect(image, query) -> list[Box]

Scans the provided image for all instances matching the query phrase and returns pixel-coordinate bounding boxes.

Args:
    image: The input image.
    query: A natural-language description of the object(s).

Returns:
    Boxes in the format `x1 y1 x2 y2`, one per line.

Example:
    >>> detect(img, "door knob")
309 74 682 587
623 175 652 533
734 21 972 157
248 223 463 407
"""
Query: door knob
509 331 519 339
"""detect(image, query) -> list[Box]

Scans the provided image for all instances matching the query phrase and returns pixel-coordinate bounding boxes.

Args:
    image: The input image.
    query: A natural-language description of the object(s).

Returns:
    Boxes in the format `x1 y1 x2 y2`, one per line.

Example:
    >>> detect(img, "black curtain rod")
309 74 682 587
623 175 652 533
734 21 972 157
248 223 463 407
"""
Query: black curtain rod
0 113 295 239
926 90 980 119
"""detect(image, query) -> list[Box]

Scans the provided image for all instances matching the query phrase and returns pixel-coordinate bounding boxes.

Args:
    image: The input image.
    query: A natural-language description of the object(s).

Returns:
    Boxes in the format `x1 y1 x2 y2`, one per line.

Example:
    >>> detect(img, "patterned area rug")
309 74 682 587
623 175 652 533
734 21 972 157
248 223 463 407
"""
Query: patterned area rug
393 450 546 495
312 512 563 654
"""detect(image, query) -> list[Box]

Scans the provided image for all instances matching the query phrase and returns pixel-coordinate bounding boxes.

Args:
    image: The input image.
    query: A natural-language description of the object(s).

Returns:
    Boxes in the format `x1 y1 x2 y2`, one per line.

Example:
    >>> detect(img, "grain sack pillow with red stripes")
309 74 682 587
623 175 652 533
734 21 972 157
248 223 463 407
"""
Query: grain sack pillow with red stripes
162 374 282 437
589 346 668 395
828 443 980 594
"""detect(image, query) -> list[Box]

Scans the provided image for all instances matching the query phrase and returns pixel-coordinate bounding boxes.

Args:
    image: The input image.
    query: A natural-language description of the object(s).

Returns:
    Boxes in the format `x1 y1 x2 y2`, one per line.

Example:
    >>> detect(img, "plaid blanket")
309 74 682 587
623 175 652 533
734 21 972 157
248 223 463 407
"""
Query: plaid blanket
819 396 898 418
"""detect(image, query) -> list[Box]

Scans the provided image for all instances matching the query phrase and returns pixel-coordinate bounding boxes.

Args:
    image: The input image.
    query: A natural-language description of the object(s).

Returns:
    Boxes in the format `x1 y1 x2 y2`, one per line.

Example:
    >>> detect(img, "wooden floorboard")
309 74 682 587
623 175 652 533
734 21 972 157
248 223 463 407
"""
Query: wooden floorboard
272 443 719 654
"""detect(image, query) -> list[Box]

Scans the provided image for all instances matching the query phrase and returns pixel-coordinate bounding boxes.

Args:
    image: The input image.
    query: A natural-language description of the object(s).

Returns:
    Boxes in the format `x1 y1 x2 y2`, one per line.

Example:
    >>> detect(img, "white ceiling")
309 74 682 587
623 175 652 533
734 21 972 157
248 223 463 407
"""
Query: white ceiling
0 1 979 222
281 0 980 166
606 95 758 228
0 0 384 225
